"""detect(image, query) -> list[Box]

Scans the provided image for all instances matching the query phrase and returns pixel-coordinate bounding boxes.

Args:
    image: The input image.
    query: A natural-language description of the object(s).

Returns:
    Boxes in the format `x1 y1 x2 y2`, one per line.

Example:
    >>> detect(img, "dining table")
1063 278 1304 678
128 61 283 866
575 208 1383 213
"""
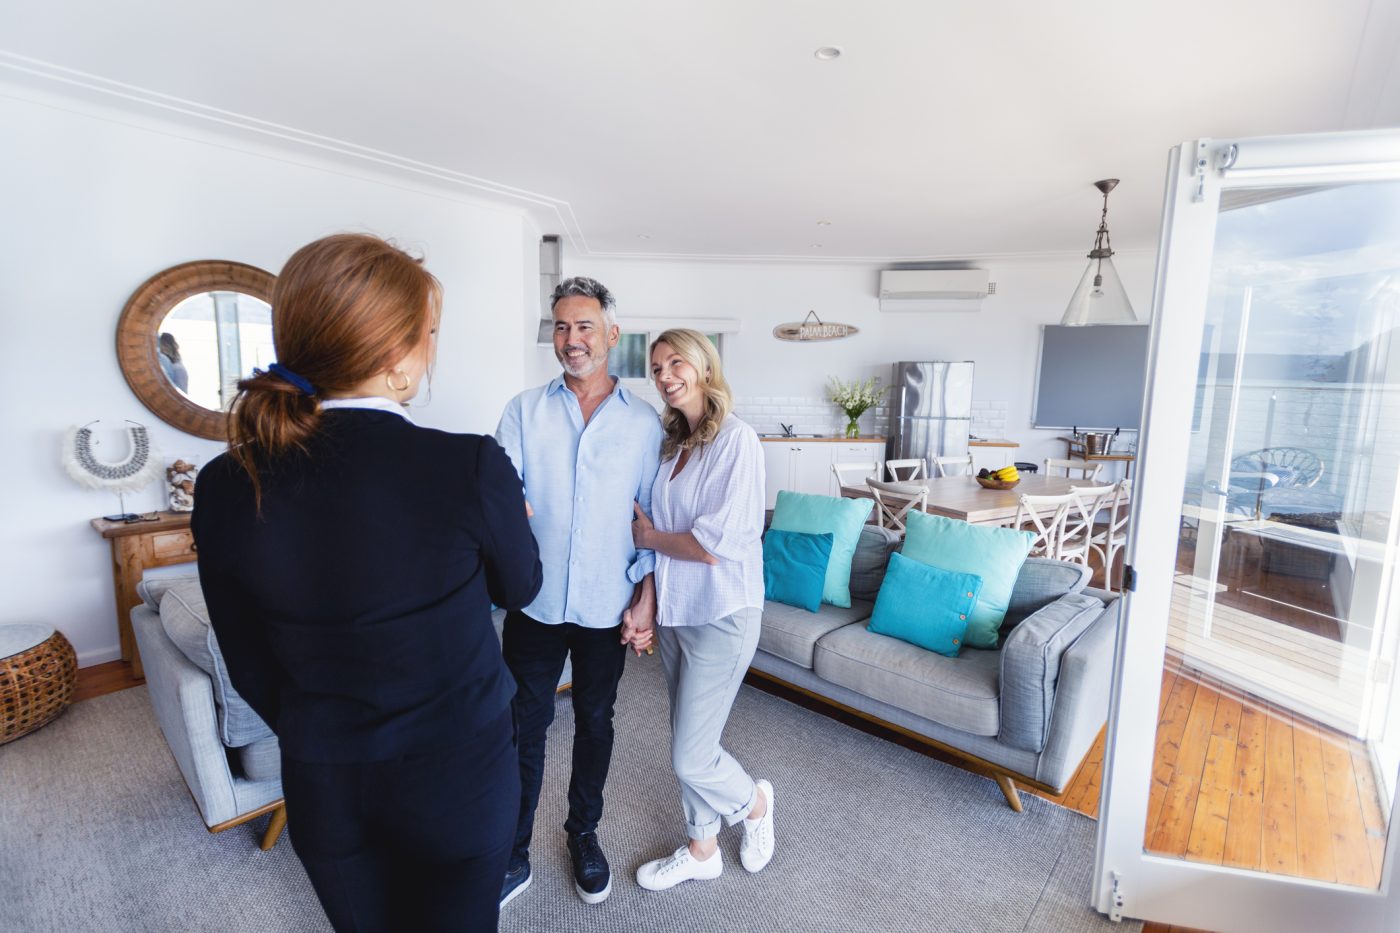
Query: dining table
840 473 1123 527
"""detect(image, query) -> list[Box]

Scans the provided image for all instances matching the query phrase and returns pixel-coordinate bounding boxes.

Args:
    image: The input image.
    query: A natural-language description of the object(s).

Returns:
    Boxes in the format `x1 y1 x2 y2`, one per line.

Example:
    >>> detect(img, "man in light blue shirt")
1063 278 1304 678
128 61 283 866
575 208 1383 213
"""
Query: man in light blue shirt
495 276 662 909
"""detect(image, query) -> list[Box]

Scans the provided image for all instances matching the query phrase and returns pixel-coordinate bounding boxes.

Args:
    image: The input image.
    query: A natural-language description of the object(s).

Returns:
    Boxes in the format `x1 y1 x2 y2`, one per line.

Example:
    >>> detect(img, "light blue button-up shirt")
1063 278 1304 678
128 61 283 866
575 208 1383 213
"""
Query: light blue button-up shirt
496 376 662 629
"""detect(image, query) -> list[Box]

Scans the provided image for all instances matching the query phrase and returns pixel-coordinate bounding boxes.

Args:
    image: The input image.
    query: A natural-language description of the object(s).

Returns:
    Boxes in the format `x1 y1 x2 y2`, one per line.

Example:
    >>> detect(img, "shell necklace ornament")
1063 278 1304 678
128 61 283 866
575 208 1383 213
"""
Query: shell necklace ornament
63 421 163 492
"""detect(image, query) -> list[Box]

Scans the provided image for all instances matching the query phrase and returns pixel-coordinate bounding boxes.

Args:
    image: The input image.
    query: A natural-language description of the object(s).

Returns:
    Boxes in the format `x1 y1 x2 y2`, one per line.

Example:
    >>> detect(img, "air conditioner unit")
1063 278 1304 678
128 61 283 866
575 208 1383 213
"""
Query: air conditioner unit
879 269 990 311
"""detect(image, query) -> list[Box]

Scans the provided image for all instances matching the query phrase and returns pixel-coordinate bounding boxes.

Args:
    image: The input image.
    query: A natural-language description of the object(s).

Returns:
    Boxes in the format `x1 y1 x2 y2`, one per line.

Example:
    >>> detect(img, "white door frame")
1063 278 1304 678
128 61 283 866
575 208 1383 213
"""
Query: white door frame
1093 132 1400 933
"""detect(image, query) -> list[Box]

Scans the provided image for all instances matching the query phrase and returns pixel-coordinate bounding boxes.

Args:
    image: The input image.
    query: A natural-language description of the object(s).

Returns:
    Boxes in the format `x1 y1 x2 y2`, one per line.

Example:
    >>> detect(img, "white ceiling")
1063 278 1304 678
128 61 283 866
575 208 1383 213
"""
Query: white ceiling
4 0 1399 262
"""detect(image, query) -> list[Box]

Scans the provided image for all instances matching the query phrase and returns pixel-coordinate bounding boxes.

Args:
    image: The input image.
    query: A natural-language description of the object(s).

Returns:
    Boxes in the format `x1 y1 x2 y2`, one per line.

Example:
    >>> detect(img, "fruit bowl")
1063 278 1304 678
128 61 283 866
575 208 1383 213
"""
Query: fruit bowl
975 475 1020 490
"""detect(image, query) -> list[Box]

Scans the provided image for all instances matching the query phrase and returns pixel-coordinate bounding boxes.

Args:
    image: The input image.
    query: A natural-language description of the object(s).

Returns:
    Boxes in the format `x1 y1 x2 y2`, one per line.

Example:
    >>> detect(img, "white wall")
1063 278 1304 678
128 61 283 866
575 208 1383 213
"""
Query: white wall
565 253 1157 462
0 88 533 666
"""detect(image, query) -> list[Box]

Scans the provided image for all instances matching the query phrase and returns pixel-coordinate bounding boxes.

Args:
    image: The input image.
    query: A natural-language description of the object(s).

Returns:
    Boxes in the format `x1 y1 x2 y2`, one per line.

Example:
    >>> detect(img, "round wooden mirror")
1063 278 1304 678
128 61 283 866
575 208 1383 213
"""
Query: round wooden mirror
116 260 277 440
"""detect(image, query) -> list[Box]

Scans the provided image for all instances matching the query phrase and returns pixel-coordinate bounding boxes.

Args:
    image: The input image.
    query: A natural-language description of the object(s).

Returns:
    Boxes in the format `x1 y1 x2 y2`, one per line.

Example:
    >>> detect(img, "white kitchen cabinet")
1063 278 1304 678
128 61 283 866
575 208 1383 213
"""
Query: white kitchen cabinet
761 439 886 507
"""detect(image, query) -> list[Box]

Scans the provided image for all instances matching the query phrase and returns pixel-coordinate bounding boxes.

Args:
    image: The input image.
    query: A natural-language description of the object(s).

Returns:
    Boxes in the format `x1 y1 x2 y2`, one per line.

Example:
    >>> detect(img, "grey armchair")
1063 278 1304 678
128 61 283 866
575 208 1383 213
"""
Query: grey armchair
129 576 286 850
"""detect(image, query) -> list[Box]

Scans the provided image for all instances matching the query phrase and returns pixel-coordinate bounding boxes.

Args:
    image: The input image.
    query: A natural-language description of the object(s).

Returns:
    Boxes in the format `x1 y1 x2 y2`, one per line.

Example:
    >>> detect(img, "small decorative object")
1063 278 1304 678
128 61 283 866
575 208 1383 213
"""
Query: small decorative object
773 311 859 342
166 459 199 512
827 376 887 438
976 465 1021 490
62 420 164 521
1062 178 1136 326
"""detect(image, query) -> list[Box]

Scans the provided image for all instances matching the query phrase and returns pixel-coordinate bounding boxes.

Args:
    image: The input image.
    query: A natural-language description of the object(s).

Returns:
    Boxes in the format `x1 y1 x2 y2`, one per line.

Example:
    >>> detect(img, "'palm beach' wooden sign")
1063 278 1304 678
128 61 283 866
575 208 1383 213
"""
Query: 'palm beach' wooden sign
772 310 859 342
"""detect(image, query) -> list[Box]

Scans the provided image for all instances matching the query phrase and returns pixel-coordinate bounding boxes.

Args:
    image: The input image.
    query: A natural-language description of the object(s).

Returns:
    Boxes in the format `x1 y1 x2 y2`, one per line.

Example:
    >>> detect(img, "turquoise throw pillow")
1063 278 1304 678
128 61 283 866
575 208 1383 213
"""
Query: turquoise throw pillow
868 553 983 657
901 512 1034 648
763 530 834 613
770 491 874 608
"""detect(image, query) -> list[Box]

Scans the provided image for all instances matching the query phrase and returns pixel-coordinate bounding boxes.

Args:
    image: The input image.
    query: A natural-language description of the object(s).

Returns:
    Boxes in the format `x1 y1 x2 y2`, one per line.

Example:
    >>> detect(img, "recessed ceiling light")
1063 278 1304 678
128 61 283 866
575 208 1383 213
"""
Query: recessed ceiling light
814 47 842 61
816 220 832 226
810 243 823 248
636 234 650 240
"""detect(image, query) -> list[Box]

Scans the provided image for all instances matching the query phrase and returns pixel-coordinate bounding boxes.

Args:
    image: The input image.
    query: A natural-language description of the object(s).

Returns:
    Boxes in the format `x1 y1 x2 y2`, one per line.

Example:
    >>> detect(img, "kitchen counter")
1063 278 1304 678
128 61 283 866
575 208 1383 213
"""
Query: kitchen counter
758 435 885 443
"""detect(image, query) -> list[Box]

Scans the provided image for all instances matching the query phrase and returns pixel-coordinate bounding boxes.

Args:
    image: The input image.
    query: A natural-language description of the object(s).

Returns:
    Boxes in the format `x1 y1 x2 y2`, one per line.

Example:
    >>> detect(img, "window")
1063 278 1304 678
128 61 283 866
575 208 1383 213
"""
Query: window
609 332 723 381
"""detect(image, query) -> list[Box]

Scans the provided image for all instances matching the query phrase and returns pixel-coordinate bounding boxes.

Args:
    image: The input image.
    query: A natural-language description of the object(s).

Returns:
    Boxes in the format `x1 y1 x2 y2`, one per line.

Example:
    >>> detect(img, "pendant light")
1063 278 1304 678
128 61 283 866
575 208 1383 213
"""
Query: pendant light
1062 178 1136 326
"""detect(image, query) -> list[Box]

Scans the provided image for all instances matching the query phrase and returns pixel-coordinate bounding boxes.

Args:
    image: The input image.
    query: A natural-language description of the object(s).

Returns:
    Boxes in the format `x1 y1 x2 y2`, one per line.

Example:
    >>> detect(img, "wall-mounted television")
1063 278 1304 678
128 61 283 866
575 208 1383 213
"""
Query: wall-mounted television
1033 324 1150 430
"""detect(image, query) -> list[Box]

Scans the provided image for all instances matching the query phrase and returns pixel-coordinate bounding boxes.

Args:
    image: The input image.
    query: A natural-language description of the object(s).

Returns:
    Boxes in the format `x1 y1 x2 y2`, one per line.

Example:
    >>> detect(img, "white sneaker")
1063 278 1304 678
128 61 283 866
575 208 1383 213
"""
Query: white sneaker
740 779 775 873
635 845 723 891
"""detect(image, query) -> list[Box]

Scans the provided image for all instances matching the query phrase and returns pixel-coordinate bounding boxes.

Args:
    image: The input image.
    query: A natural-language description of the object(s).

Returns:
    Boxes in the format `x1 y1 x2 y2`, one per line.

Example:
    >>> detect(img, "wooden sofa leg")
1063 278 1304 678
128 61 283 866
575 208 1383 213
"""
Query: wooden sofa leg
995 774 1024 813
260 804 288 850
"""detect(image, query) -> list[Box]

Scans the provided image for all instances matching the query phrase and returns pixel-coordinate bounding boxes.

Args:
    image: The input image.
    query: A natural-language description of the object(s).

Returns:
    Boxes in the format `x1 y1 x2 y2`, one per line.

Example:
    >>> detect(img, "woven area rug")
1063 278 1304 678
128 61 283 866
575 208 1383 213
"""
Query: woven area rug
0 653 1135 932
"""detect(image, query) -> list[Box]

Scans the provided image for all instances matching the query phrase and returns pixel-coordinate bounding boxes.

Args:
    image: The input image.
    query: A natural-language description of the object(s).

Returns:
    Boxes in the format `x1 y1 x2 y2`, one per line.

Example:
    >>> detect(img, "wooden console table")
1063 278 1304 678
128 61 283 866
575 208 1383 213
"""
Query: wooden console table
91 511 196 680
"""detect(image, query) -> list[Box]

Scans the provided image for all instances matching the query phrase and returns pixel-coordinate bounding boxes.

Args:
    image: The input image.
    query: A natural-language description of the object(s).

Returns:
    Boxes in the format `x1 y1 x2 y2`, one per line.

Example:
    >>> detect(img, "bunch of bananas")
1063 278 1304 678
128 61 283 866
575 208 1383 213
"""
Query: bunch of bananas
977 465 1020 482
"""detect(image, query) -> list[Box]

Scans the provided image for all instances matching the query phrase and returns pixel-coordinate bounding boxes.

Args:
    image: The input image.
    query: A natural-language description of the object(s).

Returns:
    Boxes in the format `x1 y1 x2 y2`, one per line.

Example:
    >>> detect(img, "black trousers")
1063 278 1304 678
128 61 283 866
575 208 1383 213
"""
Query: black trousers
502 610 628 867
280 709 519 933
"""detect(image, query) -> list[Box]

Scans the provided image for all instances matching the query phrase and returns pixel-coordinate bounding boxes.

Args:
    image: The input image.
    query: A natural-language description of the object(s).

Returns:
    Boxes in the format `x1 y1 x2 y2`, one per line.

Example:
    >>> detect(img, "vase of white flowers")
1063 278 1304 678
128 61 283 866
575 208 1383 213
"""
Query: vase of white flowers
827 376 887 438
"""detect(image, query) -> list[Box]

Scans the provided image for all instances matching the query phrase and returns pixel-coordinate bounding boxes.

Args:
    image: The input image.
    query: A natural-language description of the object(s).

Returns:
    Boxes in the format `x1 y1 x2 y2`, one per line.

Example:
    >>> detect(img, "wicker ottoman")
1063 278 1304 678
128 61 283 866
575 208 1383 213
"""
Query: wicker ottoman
0 624 78 745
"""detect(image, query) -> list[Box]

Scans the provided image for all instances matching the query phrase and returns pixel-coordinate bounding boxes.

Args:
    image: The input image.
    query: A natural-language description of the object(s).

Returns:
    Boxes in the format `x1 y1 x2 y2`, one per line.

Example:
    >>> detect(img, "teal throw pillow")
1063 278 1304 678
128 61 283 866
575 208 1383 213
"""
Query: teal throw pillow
901 511 1034 649
770 491 874 608
762 530 834 613
868 553 983 657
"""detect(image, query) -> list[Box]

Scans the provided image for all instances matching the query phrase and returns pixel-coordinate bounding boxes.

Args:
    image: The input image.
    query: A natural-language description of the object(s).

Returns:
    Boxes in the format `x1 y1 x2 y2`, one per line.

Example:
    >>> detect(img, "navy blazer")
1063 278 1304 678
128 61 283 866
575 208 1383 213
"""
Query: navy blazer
192 409 542 763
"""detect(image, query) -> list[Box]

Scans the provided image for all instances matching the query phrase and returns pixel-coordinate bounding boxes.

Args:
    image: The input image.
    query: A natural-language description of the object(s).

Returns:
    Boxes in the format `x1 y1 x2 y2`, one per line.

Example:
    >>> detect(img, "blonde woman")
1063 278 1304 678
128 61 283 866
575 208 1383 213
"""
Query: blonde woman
630 328 775 890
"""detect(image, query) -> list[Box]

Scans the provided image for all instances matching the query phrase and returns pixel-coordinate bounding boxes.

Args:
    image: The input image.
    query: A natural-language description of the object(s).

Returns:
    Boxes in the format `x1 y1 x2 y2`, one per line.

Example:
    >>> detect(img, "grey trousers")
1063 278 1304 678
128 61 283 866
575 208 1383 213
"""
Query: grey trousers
657 606 762 840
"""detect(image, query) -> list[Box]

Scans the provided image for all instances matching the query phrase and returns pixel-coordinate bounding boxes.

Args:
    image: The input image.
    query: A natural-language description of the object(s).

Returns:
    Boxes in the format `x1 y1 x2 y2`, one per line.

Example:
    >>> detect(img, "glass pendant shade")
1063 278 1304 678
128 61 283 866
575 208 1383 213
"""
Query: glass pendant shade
1062 253 1135 325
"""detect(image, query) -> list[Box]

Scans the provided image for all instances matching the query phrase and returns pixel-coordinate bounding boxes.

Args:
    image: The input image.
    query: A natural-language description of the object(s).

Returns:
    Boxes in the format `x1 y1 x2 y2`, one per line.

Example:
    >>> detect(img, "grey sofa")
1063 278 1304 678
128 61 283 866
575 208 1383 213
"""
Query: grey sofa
750 525 1120 810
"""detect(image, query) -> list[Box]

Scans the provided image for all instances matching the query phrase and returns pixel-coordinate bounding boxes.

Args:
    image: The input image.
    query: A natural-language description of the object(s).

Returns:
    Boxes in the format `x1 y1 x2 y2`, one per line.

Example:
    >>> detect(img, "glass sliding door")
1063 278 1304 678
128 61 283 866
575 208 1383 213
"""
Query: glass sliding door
1096 132 1400 933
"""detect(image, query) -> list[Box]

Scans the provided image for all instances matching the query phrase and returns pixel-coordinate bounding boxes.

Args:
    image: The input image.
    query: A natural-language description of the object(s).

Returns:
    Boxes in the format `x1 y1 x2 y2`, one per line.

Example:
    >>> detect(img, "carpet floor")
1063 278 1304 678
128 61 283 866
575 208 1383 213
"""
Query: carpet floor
1 653 1135 932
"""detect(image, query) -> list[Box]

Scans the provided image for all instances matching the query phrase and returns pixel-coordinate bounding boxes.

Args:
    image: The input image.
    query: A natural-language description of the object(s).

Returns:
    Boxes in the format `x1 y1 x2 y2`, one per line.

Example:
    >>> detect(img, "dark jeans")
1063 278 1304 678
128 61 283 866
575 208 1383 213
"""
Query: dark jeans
280 709 518 933
502 610 628 867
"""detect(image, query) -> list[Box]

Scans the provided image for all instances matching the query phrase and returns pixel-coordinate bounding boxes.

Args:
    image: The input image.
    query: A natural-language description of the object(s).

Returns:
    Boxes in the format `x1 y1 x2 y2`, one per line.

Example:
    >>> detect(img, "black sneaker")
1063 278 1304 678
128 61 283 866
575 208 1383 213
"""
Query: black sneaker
567 831 612 904
500 860 531 909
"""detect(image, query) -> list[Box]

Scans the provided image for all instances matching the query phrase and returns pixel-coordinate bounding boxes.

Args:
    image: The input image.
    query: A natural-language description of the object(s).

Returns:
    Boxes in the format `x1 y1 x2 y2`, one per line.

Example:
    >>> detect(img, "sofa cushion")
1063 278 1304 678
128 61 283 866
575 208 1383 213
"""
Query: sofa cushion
763 530 834 612
901 512 1033 649
234 734 281 782
770 491 874 608
159 581 274 748
759 599 872 669
1001 558 1092 636
867 553 981 657
814 624 1001 736
998 592 1106 753
848 524 902 603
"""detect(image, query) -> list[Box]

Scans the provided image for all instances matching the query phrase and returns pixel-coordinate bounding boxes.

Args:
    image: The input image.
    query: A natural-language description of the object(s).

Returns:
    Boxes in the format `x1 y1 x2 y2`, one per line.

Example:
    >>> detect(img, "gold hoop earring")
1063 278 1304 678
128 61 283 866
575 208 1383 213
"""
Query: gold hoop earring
386 370 411 393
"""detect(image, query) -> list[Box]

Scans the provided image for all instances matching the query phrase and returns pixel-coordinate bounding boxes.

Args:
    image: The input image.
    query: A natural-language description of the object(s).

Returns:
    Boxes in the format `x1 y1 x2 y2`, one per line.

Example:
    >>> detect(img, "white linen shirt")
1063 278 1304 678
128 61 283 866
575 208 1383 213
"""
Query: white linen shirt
651 414 766 627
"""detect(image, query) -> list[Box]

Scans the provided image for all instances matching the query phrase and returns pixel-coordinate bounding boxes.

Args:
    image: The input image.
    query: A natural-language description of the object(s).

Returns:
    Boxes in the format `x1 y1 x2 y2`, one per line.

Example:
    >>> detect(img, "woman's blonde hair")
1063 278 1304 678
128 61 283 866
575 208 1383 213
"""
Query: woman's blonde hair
650 328 733 460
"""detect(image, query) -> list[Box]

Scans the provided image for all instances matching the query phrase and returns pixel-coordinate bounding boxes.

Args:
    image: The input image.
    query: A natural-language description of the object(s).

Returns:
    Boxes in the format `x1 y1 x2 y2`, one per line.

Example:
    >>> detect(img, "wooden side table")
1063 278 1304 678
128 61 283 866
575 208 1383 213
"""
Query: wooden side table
1059 436 1137 478
91 511 197 680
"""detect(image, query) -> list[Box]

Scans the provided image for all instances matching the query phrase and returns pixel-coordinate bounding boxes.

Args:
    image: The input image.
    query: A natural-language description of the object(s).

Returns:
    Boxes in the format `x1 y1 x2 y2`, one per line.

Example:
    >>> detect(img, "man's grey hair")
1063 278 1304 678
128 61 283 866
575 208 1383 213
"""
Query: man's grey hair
551 276 617 328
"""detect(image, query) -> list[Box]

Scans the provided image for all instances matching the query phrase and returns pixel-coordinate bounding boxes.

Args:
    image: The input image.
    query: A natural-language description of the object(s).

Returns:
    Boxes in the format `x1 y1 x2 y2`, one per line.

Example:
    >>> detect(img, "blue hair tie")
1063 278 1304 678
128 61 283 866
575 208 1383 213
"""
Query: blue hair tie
266 363 316 397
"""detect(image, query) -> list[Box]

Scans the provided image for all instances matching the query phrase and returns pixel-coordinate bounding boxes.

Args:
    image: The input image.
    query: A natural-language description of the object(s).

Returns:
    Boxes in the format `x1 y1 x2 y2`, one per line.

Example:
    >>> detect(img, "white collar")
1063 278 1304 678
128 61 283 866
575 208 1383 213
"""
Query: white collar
319 396 415 423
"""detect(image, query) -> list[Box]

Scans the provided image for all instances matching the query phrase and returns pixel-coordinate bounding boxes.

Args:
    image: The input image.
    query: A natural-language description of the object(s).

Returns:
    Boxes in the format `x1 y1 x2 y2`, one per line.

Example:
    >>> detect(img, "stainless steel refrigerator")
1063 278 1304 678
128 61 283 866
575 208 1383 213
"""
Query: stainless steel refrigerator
886 361 974 470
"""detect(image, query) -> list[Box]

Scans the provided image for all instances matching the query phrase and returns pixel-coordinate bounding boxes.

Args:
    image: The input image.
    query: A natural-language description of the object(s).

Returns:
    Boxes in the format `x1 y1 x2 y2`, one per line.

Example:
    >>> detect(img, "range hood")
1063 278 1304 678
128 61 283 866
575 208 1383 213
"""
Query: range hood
879 269 991 311
536 234 561 345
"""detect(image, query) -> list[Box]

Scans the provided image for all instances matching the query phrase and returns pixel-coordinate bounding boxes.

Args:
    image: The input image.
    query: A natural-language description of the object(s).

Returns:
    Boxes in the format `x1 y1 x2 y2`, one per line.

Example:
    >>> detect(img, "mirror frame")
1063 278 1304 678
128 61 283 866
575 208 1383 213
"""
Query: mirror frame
116 260 276 441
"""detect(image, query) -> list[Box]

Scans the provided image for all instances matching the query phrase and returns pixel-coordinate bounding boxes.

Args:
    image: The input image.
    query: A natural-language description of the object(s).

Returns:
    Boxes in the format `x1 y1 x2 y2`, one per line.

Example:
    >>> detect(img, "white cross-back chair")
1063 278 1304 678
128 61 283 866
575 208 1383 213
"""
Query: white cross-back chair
1044 457 1104 482
932 455 974 477
1059 484 1121 567
832 461 880 490
1012 492 1077 559
867 477 929 534
1089 478 1133 589
886 458 927 482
